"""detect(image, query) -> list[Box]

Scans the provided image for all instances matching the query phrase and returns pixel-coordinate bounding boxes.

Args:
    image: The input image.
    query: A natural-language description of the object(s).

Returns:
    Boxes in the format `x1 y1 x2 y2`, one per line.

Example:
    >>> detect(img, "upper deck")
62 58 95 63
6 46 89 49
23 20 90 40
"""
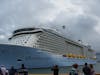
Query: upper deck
9 28 43 40
13 28 36 34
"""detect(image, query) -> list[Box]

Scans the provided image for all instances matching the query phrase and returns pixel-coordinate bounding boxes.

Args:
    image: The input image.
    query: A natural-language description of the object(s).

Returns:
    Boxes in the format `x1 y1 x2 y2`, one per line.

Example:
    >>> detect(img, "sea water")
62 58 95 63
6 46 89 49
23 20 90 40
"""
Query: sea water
29 66 83 74
28 62 100 74
94 62 100 73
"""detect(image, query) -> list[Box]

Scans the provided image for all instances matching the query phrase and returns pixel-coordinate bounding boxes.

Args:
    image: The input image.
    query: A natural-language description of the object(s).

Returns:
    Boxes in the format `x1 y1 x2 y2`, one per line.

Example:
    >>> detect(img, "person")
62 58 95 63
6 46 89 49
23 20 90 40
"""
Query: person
82 63 91 75
89 64 95 75
0 68 3 75
51 65 59 75
5 70 9 75
9 66 17 75
0 65 9 75
69 63 79 75
19 64 28 75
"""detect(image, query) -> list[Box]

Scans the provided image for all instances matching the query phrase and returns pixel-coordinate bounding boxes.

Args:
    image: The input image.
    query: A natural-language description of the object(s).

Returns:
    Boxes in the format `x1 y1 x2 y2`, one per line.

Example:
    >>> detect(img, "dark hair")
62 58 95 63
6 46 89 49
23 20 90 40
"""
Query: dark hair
85 63 88 66
55 65 58 67
89 64 93 68
11 66 14 69
21 64 25 69
72 63 78 69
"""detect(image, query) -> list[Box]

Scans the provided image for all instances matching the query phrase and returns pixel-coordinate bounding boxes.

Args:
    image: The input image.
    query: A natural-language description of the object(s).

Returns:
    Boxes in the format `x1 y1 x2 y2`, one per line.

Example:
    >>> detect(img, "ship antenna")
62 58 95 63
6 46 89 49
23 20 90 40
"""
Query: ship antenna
62 25 66 29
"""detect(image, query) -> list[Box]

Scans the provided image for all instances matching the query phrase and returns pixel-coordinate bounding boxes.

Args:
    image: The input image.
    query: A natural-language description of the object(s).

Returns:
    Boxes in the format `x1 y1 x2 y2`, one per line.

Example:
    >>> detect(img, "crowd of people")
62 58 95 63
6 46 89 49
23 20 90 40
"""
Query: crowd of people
0 64 28 75
0 63 95 75
51 63 95 75
82 63 95 75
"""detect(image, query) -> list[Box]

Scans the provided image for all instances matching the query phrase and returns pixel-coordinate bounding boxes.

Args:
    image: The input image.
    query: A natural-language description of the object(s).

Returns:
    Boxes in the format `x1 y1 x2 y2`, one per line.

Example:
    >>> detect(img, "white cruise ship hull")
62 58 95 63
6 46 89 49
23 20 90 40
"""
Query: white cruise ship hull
0 44 96 69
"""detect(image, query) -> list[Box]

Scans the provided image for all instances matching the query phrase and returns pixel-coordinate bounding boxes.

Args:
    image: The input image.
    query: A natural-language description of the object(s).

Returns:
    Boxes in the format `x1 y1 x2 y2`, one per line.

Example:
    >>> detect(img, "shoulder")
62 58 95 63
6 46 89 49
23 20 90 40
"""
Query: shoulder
69 70 77 74
91 69 95 73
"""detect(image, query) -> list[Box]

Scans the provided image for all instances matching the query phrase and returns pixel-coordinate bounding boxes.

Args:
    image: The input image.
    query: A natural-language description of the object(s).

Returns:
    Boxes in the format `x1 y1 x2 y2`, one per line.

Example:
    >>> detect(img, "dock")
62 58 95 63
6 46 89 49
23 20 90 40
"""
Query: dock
29 74 66 75
29 73 100 75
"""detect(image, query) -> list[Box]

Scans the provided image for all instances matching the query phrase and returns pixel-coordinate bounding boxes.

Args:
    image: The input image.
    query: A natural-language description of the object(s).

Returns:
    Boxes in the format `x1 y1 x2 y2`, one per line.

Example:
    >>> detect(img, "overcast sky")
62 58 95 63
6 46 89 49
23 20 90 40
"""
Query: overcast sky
0 0 100 52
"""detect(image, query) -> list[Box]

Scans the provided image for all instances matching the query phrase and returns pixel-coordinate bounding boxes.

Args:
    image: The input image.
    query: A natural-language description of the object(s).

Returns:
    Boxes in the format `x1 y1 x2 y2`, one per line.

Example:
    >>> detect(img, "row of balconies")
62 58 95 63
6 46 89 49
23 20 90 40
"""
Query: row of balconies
33 33 95 60
62 53 96 60
62 53 87 59
37 41 65 50
37 38 83 56
38 35 65 44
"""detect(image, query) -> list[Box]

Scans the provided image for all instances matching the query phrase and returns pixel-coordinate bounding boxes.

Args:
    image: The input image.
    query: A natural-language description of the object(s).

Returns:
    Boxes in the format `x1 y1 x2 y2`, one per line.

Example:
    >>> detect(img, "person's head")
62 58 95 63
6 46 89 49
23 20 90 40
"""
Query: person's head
11 66 14 69
0 65 6 70
84 63 88 66
72 63 78 69
21 64 25 68
1 65 5 67
89 64 93 69
55 65 58 68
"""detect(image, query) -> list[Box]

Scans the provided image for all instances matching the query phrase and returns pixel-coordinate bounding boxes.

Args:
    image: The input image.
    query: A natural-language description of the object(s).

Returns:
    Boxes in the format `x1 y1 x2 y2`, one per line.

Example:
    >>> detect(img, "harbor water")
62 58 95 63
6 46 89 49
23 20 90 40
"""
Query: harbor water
28 62 100 74
94 62 100 73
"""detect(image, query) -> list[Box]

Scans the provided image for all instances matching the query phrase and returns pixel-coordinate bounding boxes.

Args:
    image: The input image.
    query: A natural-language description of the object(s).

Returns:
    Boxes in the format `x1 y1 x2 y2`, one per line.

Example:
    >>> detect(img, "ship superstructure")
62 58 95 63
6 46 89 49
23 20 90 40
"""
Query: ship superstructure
0 28 96 69
9 28 95 59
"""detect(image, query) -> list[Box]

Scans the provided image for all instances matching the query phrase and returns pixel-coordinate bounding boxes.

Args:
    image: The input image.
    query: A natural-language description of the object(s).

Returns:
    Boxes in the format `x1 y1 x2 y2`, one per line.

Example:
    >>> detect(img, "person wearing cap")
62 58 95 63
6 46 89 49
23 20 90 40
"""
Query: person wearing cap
0 65 8 75
69 63 79 75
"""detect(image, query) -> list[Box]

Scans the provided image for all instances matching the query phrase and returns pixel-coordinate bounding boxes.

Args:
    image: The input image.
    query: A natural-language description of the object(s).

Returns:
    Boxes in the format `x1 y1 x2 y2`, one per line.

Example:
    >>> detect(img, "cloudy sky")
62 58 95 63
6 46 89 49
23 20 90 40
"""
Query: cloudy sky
0 0 100 52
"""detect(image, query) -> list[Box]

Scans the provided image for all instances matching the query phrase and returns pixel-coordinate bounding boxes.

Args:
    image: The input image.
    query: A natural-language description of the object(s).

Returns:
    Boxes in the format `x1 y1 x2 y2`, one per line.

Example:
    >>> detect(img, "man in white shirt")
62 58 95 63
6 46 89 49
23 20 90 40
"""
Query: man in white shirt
0 65 8 75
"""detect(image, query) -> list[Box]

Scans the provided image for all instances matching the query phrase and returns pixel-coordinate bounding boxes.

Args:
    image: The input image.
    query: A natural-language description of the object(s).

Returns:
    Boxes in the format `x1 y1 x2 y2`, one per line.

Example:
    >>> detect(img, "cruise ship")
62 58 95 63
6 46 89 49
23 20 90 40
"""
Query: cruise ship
0 28 96 69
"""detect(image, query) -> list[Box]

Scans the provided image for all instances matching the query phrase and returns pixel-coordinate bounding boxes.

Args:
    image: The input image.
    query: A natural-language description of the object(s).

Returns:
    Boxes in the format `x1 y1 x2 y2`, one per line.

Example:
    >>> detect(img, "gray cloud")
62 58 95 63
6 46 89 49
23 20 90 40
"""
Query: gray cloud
0 0 100 52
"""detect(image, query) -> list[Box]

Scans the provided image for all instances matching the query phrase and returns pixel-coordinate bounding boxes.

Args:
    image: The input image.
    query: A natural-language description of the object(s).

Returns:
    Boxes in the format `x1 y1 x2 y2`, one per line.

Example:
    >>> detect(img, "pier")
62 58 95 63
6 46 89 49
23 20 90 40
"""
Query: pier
29 73 100 75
